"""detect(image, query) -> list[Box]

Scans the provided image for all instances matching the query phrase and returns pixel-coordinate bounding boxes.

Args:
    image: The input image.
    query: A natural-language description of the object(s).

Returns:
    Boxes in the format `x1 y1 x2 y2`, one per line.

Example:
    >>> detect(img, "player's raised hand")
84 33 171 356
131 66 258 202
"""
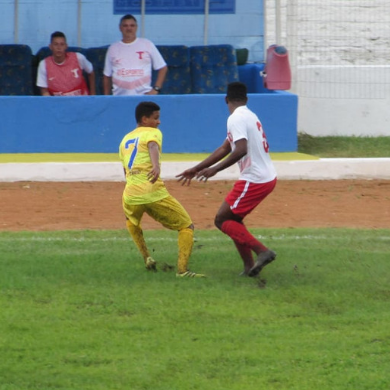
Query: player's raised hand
176 168 197 186
196 166 218 182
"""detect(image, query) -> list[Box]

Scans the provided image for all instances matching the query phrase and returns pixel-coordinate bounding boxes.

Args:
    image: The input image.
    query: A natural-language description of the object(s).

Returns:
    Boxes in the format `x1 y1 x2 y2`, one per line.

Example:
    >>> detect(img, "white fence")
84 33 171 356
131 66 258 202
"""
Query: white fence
265 0 390 136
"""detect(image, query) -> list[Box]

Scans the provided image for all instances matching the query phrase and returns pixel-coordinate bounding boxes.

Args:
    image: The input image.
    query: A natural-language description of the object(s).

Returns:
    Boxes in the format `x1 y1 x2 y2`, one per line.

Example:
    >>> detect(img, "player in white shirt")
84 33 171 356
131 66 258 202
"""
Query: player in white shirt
103 14 167 96
176 82 277 277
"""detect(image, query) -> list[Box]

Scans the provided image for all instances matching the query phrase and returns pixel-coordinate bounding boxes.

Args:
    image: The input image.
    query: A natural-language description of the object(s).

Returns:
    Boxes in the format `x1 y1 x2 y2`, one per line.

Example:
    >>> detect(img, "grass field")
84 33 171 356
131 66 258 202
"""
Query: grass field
1 228 390 390
298 134 390 158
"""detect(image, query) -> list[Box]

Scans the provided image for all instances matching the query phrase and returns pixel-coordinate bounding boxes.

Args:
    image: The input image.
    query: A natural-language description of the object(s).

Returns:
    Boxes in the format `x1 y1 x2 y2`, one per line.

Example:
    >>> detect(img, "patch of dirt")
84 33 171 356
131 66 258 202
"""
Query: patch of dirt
0 180 389 231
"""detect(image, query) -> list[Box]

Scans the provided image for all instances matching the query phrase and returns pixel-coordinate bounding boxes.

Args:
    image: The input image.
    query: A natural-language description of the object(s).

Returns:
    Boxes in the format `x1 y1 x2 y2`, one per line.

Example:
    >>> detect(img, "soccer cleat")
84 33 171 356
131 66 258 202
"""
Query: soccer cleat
176 271 206 278
248 250 276 277
145 257 157 271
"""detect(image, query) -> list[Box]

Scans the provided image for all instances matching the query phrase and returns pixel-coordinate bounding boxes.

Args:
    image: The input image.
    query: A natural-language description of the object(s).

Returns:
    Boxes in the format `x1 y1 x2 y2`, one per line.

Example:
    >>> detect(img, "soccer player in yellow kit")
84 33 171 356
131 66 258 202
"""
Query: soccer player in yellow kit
119 101 205 278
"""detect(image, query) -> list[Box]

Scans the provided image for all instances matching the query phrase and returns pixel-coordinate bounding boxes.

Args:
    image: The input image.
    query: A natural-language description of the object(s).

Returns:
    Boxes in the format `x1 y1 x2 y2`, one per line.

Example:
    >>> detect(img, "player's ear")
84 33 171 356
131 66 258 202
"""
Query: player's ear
139 115 147 125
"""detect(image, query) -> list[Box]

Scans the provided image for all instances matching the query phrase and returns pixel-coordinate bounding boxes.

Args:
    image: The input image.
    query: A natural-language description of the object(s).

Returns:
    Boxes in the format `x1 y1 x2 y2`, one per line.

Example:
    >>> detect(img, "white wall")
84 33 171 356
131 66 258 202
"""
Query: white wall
0 0 265 62
265 0 390 136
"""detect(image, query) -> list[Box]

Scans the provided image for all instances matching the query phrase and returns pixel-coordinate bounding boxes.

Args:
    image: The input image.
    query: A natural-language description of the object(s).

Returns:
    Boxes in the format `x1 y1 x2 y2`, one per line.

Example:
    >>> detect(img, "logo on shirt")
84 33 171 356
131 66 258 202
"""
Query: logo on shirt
71 68 80 78
136 51 145 60
116 68 144 77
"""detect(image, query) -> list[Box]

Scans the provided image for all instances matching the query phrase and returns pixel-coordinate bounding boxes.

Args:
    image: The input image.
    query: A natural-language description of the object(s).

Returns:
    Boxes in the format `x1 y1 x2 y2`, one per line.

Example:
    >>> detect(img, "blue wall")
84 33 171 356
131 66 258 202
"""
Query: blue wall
0 92 297 154
0 0 265 62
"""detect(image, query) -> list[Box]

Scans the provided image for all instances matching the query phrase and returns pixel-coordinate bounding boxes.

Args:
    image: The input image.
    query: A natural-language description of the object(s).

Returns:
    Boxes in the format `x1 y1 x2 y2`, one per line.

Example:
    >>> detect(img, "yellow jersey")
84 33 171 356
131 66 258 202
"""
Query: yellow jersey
119 126 169 205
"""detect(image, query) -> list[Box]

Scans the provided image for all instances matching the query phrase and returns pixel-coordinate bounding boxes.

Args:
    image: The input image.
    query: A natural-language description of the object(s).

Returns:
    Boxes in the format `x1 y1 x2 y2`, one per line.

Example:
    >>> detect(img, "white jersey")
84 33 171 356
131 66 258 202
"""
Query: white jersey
103 38 166 95
36 52 93 88
227 105 277 183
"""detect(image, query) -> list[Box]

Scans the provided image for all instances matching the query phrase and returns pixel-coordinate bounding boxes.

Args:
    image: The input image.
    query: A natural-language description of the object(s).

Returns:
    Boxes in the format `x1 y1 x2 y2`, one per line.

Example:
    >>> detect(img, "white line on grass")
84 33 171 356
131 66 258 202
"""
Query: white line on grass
0 235 389 243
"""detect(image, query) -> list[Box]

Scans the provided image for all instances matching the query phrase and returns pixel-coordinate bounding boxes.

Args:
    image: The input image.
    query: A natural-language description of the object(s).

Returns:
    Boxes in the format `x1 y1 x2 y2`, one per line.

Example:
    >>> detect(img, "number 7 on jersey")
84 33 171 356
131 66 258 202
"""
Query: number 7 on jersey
124 137 139 169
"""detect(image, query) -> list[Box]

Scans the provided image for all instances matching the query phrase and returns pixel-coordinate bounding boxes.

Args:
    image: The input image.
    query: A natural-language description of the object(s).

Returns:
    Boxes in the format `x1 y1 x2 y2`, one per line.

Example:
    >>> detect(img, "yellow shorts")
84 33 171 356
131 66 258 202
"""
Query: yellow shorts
123 195 192 230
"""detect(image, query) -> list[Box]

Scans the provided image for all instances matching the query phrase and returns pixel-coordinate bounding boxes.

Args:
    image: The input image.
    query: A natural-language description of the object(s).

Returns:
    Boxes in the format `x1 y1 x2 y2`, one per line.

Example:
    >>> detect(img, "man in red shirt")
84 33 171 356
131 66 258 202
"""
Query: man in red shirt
36 31 95 96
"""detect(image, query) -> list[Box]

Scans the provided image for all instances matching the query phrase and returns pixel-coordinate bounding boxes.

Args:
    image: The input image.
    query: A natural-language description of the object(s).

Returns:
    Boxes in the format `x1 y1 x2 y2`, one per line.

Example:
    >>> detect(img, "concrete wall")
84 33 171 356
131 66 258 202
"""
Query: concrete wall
265 0 390 136
0 92 298 154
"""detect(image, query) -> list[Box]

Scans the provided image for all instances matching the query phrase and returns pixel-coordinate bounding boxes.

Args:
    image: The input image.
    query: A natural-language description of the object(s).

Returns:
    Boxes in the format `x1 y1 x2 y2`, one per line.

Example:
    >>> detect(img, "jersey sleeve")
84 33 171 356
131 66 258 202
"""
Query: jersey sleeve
228 113 248 143
147 129 162 148
103 45 113 77
36 60 48 88
76 52 93 74
148 41 167 71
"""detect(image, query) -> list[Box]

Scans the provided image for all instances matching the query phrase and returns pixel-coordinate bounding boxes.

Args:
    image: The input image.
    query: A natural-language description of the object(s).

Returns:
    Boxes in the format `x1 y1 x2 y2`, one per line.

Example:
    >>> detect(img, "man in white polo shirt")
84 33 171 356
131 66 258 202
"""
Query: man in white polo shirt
103 14 168 96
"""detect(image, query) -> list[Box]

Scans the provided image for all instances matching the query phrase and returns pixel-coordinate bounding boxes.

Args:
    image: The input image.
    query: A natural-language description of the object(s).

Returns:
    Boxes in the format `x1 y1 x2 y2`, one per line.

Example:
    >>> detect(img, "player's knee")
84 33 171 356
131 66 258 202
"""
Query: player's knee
214 214 223 230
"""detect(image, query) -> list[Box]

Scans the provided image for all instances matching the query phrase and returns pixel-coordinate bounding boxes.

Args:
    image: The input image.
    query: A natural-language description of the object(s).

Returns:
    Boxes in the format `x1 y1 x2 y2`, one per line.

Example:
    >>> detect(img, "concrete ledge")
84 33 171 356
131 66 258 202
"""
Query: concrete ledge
274 158 390 180
1 158 389 182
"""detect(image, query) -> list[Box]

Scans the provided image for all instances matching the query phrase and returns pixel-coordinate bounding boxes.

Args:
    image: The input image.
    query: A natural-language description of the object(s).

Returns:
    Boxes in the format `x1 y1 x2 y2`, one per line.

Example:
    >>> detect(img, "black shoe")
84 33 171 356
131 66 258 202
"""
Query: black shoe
248 250 276 277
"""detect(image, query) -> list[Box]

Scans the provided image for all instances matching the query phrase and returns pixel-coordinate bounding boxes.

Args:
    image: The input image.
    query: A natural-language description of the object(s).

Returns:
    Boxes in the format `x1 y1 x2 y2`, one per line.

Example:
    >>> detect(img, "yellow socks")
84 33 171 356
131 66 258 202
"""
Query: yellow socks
126 220 150 262
177 227 194 274
127 221 194 274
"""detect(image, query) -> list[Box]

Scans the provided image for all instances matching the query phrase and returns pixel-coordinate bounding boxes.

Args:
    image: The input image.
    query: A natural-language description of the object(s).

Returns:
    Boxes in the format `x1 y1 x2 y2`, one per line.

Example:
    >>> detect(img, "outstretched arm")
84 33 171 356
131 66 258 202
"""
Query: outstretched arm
197 138 247 181
176 139 232 185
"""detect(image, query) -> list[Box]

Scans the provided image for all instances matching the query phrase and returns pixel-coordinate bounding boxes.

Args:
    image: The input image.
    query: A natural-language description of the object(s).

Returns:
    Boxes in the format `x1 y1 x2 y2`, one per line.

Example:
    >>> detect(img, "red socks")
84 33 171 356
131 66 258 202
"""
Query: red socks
221 220 268 254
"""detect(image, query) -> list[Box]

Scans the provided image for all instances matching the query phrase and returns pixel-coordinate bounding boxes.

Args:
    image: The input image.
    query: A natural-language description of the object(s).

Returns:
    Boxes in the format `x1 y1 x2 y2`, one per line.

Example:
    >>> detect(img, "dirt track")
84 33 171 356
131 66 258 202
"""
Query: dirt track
1 180 389 231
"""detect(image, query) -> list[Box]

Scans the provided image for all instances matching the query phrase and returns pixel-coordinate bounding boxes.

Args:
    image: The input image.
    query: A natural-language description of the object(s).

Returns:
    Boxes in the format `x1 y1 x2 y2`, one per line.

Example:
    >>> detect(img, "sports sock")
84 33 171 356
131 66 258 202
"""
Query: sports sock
233 241 254 272
126 220 150 262
177 227 194 274
221 220 268 254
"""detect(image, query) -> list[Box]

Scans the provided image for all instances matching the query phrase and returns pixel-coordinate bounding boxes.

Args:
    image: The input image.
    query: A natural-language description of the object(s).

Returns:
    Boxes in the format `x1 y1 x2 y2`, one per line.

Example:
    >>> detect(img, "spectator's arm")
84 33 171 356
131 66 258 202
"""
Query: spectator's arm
88 71 96 95
40 87 50 96
155 66 168 89
103 75 112 95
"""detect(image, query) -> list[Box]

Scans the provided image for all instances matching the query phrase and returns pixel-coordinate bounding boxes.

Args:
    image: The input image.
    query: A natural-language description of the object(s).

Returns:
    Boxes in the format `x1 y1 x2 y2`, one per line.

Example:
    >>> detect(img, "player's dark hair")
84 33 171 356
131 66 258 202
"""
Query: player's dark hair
135 102 160 123
226 82 248 102
50 31 66 42
120 14 137 25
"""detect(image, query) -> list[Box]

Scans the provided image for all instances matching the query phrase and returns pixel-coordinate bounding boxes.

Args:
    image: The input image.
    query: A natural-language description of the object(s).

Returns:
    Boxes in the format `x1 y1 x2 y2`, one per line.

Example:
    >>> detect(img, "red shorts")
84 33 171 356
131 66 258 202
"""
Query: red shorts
225 178 277 218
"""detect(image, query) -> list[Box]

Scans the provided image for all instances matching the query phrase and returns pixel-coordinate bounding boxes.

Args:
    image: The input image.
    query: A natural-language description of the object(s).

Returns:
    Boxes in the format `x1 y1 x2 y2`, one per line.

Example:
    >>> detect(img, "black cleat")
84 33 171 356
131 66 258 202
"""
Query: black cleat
248 250 276 277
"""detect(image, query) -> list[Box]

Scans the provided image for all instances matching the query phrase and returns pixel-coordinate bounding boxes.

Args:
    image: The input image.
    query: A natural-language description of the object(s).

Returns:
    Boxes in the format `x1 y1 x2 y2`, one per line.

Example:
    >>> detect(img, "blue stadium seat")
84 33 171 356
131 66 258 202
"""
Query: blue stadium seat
190 44 239 94
35 46 87 62
154 45 191 94
85 45 109 95
0 44 34 95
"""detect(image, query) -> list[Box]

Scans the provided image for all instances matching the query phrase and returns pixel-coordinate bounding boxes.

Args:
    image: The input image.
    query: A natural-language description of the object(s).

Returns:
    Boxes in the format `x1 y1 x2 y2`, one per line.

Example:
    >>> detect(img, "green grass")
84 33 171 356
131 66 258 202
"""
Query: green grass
298 133 390 158
1 228 390 390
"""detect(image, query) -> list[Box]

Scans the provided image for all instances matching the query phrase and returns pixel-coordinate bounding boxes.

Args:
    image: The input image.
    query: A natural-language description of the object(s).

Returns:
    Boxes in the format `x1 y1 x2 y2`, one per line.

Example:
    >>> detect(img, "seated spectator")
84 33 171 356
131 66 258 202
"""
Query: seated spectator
36 31 95 96
103 14 167 95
